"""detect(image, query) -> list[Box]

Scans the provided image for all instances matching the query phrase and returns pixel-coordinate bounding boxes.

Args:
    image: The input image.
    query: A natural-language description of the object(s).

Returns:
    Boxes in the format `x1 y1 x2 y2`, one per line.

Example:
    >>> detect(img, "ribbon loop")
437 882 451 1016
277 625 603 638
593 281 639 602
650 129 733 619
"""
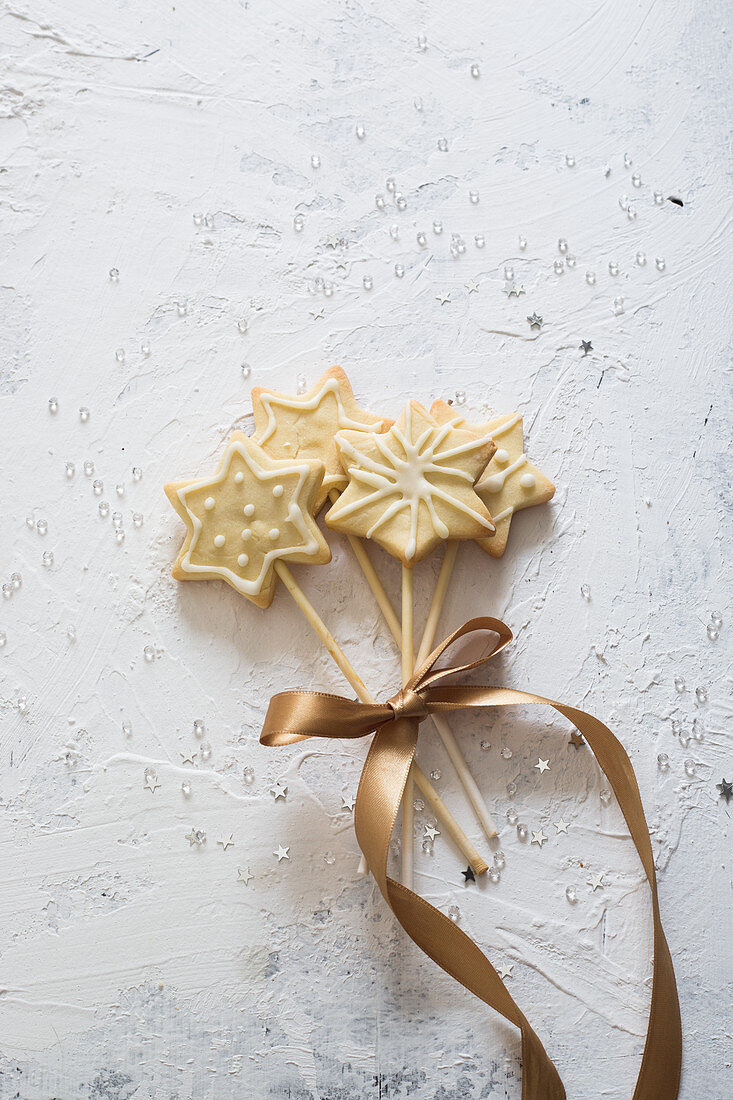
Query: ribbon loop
260 616 681 1099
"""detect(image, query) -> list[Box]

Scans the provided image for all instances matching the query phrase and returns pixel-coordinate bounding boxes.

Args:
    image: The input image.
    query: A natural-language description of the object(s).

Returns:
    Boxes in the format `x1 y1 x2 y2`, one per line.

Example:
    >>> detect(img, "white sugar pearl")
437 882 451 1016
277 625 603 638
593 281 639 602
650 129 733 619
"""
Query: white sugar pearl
470 63 480 78
213 534 225 548
238 554 249 568
269 528 280 540
272 484 283 497
565 885 577 904
204 497 215 510
363 275 373 290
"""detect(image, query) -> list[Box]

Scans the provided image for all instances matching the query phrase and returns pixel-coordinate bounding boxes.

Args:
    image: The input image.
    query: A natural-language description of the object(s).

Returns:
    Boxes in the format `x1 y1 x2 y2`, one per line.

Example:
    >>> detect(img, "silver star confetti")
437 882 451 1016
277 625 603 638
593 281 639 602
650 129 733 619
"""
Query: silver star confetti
270 781 288 801
527 311 543 329
531 829 548 847
186 827 206 847
464 279 479 294
237 867 254 885
424 824 440 841
534 758 550 774
274 844 290 862
435 291 451 305
502 280 524 297
144 773 160 793
217 834 234 851
588 872 604 891
341 793 355 811
498 963 514 980
180 750 196 765
310 307 325 320
554 818 570 834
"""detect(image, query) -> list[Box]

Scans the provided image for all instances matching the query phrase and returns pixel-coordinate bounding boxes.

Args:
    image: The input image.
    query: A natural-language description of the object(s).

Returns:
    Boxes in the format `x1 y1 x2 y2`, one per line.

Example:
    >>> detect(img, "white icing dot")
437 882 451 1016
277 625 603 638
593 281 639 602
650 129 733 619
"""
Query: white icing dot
241 528 252 541
268 528 280 540
520 473 536 489
238 553 249 567
495 449 510 465
481 474 504 493
243 503 255 517
234 471 244 484
204 496 216 510
214 534 226 548
272 484 283 497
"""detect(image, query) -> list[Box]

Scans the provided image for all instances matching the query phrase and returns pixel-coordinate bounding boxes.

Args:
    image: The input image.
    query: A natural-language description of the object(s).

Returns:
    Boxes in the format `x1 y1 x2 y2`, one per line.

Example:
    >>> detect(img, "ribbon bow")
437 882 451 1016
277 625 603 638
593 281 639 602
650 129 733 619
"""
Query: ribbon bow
261 617 681 1099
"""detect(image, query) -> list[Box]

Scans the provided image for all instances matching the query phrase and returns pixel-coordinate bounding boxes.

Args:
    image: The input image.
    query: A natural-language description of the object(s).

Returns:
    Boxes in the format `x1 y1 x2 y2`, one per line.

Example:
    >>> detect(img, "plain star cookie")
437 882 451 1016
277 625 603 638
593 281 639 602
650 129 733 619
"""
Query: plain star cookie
431 400 555 558
325 401 496 565
251 366 391 512
164 432 331 608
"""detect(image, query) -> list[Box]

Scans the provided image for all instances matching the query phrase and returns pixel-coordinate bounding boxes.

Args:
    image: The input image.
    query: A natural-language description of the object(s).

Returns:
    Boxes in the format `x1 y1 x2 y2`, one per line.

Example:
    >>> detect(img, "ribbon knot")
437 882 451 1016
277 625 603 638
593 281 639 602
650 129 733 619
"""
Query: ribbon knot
387 686 429 724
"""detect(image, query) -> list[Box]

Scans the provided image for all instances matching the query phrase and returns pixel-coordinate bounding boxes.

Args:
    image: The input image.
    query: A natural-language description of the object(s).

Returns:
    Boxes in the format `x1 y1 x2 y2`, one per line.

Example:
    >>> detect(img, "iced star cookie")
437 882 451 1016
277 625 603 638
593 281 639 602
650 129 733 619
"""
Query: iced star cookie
431 400 555 558
251 366 391 513
325 401 496 565
165 432 331 608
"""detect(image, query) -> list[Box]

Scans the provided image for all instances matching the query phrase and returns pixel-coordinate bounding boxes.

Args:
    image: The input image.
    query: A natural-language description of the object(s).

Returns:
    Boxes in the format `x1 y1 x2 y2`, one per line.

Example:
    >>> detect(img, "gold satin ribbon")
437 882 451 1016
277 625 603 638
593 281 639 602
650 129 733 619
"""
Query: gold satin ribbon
261 617 682 1099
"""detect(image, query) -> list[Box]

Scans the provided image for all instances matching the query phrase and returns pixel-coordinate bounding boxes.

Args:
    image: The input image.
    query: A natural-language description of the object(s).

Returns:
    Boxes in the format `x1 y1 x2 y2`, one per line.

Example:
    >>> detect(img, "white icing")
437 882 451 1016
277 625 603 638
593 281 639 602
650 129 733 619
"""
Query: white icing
492 506 513 523
269 528 280 540
489 411 522 437
243 503 255 517
214 534 226 548
234 471 244 484
256 376 385 451
176 441 321 596
204 496 215 510
495 449 510 465
241 528 252 540
520 472 536 488
480 455 527 493
272 484 283 497
333 404 495 561
237 553 249 567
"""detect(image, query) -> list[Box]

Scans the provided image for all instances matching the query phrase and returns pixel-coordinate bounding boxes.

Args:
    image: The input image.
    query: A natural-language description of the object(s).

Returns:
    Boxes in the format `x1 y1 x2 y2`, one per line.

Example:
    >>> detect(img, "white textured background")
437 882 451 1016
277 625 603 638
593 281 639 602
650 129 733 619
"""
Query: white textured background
1 1 731 1097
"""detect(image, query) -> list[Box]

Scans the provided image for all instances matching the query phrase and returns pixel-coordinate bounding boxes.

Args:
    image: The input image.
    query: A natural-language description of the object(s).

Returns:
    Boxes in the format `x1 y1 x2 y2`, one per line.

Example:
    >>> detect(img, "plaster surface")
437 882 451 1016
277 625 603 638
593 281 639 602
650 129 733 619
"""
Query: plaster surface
0 1 731 1097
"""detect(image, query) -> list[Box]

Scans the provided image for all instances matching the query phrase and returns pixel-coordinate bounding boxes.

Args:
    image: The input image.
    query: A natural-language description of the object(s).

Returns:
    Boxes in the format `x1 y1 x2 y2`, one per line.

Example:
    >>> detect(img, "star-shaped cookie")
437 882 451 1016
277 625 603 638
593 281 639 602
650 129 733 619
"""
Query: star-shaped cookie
251 366 391 513
431 401 555 558
325 402 496 565
164 432 330 608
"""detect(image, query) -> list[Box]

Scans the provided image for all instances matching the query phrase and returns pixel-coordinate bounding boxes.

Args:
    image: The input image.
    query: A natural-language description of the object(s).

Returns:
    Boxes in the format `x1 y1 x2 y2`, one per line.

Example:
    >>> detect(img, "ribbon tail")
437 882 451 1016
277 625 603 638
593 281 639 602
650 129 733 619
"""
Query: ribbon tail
354 717 566 1100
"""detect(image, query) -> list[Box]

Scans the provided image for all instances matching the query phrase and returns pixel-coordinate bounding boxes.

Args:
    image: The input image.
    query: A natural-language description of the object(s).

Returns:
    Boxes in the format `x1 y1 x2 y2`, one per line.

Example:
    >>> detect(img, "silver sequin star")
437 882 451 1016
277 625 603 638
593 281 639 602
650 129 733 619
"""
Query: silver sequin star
270 782 288 801
588 872 604 891
527 311 543 329
502 280 524 297
237 867 254 885
144 774 160 793
534 758 550 774
498 963 514 980
531 829 548 847
326 234 341 249
186 827 206 847
217 834 234 851
424 824 440 841
436 291 451 305
310 307 325 320
180 750 197 765
465 279 479 294
274 844 290 862
341 793 355 811
553 818 570 834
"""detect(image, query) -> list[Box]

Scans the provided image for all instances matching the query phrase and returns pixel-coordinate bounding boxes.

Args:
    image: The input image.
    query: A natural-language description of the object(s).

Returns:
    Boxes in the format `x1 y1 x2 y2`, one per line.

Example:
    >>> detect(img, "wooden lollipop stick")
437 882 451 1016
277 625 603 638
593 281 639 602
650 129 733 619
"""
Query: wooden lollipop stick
415 540 459 667
413 762 488 875
273 561 485 875
401 565 415 890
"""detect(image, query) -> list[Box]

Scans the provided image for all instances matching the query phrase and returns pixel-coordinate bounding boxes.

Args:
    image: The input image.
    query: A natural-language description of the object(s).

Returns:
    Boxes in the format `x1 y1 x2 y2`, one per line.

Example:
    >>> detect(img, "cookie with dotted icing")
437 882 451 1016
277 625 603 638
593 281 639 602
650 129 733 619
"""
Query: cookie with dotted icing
325 401 496 565
165 432 331 608
431 400 555 558
251 366 391 513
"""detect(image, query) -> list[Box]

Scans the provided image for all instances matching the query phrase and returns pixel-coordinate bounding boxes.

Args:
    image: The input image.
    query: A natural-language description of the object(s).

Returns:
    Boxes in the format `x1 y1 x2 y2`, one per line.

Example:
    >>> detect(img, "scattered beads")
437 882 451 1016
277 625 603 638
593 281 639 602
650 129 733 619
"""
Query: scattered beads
417 33 427 50
200 742 212 761
395 193 407 211
600 788 612 805
518 235 527 250
93 479 104 495
296 374 307 395
386 177 396 193
494 851 506 870
26 515 35 529
116 484 125 497
480 739 491 752
448 904 460 922
115 348 125 363
176 300 188 317
362 275 373 290
566 254 576 268
422 838 434 855
455 390 466 406
504 265 514 280
0 632 6 648
657 753 670 771
580 583 591 601
389 224 399 240
122 720 132 737
84 460 95 477
506 781 517 798
636 251 646 266
553 259 564 274
143 645 155 662
2 583 12 599
99 501 109 518
710 611 723 628
193 212 203 225
517 823 529 841
132 466 142 481
655 257 666 271
36 519 48 536
565 885 578 905
243 765 255 784
67 625 76 642
558 238 568 254
193 719 205 738
692 718 704 742
10 573 21 591
631 173 641 188
470 63 480 78
565 154 575 167
112 512 123 529
613 297 625 315
79 407 90 423
707 623 719 641
66 461 75 479
469 190 479 204
413 96 423 112
608 260 619 276
474 233 485 248
623 153 633 168
695 686 707 704
141 341 151 356
42 550 54 568
437 138 449 153
430 769 441 782
506 807 519 826
586 271 596 285
500 747 512 759
394 263 405 278
17 696 28 714
181 780 192 797
310 154 320 169
488 868 501 884
433 219 443 235
674 675 685 693
684 759 695 777
413 798 425 812
49 397 59 414
132 512 143 528
375 194 386 210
